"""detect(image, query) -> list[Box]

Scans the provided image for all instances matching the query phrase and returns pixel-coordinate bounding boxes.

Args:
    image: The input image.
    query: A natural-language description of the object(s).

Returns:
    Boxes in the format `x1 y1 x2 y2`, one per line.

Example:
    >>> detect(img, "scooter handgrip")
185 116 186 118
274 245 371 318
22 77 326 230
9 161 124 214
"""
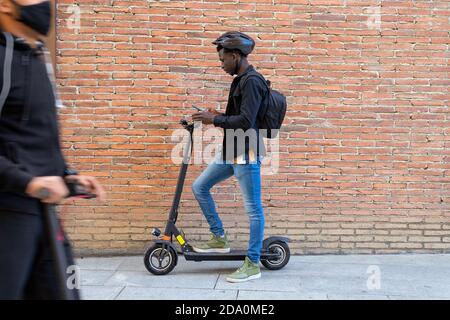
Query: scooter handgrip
67 182 97 199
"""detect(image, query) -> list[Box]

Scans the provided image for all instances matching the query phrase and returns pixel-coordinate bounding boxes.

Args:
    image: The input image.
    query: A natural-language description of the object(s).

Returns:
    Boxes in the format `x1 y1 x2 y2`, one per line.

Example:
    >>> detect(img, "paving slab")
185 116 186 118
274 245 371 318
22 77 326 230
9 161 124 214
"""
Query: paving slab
104 270 220 289
80 286 124 300
237 290 327 300
77 254 450 300
76 257 124 271
116 287 238 300
80 270 116 286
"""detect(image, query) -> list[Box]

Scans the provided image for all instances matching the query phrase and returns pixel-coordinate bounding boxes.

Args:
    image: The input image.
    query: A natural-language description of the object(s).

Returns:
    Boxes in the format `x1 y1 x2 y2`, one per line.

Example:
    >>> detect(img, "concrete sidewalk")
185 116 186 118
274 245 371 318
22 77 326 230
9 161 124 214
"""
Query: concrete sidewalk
76 254 450 300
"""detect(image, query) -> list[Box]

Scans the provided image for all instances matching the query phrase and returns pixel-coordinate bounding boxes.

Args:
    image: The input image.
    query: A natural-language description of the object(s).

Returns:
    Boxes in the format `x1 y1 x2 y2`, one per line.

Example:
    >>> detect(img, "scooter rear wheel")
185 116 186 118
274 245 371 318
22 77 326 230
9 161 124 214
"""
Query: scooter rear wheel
144 243 178 275
261 241 290 270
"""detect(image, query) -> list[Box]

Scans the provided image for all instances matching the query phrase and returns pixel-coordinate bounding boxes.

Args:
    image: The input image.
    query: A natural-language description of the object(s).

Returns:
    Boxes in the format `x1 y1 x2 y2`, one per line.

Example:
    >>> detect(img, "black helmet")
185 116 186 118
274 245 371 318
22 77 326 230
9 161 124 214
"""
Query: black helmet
212 31 255 56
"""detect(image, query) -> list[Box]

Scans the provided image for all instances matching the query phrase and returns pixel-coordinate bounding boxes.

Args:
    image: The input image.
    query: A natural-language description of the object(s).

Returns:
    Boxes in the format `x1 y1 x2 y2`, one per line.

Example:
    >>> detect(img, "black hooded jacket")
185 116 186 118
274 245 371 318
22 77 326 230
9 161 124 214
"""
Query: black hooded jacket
213 65 267 163
0 34 67 214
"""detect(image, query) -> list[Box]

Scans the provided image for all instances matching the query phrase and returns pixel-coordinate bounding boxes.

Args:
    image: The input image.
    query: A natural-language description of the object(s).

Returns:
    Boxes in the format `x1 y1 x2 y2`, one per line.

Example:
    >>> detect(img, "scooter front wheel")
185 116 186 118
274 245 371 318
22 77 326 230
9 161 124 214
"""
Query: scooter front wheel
144 243 178 275
261 241 290 270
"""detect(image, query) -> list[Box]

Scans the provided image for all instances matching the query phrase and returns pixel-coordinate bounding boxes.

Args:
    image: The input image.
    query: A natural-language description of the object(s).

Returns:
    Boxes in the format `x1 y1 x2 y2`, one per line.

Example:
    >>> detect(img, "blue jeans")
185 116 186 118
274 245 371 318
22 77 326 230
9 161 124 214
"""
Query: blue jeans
192 154 264 263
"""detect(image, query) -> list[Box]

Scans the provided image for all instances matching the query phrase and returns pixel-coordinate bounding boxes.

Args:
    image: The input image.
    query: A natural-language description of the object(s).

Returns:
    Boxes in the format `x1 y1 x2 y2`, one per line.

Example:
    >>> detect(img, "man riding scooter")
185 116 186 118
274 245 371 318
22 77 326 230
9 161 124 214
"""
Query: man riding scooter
191 32 268 283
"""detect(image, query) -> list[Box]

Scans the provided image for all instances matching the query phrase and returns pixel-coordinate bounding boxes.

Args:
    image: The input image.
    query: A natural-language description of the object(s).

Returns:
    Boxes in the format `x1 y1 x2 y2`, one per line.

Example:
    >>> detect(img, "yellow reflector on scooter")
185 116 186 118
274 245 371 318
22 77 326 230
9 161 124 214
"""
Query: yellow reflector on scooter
176 235 185 245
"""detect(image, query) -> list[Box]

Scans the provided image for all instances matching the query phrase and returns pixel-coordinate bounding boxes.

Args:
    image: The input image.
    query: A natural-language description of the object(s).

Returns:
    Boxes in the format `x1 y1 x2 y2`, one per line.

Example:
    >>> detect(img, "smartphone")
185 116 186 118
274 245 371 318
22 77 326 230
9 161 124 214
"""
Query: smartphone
192 105 205 112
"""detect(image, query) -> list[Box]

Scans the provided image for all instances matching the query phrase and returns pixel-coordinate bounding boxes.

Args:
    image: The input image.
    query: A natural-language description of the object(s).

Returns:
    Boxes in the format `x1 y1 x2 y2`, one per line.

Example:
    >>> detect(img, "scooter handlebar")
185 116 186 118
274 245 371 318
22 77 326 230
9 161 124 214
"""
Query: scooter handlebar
180 118 194 131
37 182 97 201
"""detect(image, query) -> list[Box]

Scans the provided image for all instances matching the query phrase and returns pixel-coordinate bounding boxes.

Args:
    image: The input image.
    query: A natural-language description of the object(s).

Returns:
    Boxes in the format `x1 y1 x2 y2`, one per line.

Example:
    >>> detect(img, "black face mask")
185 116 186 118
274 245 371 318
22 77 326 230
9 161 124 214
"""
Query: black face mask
12 0 52 36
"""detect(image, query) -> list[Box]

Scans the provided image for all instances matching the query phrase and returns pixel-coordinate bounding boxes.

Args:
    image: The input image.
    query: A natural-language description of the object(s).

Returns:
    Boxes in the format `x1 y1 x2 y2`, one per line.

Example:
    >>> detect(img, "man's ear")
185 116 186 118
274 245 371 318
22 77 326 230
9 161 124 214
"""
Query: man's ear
0 0 15 14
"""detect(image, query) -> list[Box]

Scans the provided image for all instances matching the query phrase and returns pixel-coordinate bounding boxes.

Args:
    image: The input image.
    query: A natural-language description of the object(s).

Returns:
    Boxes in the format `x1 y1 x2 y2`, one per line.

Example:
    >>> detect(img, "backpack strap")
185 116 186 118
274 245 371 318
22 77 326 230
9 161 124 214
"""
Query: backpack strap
0 32 14 117
238 70 272 123
239 70 271 91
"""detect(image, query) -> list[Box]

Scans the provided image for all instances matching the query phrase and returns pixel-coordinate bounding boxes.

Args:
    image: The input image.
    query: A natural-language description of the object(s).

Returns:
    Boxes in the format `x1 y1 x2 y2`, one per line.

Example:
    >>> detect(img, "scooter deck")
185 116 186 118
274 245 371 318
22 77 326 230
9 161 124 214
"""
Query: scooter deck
183 249 278 261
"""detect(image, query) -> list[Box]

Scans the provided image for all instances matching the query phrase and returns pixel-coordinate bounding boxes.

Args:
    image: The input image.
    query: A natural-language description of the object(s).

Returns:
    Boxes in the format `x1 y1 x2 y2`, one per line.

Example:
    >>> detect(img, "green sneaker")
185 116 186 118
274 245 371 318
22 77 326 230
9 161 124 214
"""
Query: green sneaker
193 234 230 253
226 257 261 283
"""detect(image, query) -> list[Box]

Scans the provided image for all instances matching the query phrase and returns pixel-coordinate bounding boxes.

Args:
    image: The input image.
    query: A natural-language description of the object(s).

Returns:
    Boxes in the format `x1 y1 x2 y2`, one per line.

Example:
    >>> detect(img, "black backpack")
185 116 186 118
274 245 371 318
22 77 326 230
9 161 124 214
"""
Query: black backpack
239 70 287 139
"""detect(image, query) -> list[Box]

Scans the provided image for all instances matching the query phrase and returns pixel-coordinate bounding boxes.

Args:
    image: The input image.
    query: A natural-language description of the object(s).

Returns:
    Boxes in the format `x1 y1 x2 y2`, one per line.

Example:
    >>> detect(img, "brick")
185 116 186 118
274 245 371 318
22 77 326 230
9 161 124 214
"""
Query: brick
321 229 355 235
408 236 442 243
356 243 389 249
424 243 450 249
390 243 424 249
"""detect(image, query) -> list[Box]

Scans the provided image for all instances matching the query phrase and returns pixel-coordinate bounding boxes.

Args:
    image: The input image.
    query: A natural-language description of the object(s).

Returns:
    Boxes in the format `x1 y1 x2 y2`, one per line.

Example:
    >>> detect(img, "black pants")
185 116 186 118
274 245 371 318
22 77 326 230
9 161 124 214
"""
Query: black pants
0 209 80 300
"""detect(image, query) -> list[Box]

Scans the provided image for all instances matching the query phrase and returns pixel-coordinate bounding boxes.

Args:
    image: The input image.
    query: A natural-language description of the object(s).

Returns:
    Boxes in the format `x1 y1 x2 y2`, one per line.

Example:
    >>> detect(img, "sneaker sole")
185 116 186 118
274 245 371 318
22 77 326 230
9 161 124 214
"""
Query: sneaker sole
226 272 261 283
192 247 231 254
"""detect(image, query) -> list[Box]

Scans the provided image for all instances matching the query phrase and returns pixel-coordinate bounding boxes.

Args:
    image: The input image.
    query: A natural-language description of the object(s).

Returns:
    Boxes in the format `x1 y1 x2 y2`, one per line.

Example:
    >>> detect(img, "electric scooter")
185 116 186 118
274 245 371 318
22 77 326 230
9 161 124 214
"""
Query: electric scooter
144 118 290 275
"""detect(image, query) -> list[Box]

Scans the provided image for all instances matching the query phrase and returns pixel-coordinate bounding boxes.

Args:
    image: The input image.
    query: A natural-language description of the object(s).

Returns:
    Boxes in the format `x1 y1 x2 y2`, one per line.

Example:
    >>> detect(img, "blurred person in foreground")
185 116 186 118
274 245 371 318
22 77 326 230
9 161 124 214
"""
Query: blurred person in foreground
0 0 105 299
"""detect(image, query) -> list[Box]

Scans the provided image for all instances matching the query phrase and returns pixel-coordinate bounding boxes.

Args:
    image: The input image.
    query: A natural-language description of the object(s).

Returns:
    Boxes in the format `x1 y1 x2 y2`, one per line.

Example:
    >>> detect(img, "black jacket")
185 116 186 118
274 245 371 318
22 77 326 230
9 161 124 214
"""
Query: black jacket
0 34 67 214
213 65 267 163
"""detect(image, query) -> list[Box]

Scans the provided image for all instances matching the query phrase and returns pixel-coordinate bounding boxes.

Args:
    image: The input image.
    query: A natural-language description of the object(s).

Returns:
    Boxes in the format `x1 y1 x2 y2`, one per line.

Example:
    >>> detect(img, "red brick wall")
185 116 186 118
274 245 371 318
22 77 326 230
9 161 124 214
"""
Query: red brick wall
55 0 449 255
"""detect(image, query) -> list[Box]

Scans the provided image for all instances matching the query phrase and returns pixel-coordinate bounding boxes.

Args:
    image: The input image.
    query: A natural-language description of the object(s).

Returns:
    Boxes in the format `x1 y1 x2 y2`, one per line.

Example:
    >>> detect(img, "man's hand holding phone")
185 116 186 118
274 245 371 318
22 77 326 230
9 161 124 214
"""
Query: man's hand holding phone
192 105 222 124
